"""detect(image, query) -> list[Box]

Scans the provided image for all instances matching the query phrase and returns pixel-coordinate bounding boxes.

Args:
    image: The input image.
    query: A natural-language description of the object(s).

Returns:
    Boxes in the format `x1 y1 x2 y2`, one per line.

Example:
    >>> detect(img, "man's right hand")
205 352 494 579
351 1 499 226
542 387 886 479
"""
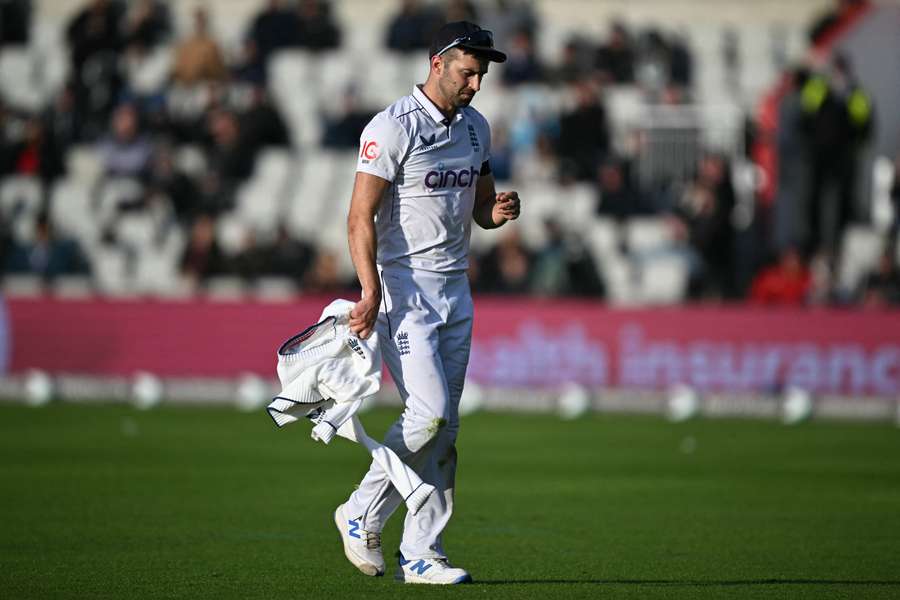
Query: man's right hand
349 289 381 339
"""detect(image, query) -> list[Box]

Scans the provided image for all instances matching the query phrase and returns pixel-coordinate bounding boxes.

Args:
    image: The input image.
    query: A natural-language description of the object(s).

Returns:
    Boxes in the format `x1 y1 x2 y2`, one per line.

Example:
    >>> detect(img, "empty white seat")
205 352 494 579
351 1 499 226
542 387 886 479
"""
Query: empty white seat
638 254 690 305
232 150 295 235
90 246 132 296
215 215 249 257
174 145 207 176
514 181 562 249
597 253 635 306
205 276 247 301
124 46 172 96
558 183 597 233
134 234 186 297
837 225 885 294
585 217 622 264
0 48 41 110
255 277 298 301
268 50 314 100
2 274 44 297
285 150 350 243
255 148 293 184
625 217 674 254
51 275 93 299
116 213 159 250
234 181 282 236
66 145 103 186
49 178 96 244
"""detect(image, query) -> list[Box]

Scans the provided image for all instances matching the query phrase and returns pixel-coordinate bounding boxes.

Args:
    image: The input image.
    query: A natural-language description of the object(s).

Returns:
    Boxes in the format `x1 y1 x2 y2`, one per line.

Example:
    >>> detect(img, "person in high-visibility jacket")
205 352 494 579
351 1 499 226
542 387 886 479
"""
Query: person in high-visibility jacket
800 53 874 258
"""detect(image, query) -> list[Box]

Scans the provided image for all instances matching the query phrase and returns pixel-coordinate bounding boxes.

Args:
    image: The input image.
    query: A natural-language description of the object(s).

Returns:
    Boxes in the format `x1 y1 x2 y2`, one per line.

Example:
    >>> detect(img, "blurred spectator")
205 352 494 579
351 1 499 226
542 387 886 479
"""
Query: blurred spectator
146 145 198 223
322 86 376 149
386 0 442 53
296 0 341 50
4 214 89 280
7 118 64 184
808 0 868 45
97 104 154 179
673 154 737 299
595 159 645 220
488 123 513 181
0 102 11 174
501 30 542 86
595 22 635 84
303 251 348 293
208 108 248 166
240 86 290 151
180 214 225 282
66 0 126 140
196 109 254 214
552 36 592 84
477 227 532 294
634 29 670 93
773 67 811 252
231 231 269 281
123 0 171 53
172 8 227 85
531 218 604 297
0 217 11 269
43 84 85 150
860 249 900 307
445 0 479 23
557 82 610 181
801 54 874 257
0 0 31 46
668 32 693 88
265 225 316 284
749 247 811 305
248 0 302 66
66 0 125 75
481 0 537 54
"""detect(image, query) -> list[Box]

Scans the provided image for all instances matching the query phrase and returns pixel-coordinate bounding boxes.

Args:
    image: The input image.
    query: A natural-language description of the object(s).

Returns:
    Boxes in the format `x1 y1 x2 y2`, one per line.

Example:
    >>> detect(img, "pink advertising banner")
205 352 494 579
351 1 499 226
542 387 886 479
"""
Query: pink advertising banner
5 297 900 396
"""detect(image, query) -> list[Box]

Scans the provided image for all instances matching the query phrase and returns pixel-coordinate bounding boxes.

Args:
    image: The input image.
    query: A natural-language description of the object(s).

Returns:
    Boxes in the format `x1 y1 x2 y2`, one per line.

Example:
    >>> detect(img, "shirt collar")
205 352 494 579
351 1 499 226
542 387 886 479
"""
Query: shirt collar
413 85 464 126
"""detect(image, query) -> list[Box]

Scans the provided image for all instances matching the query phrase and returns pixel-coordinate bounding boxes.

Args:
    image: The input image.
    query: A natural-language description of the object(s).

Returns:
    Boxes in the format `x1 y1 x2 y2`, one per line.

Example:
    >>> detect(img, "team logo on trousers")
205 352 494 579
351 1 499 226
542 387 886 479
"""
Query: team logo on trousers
396 331 411 356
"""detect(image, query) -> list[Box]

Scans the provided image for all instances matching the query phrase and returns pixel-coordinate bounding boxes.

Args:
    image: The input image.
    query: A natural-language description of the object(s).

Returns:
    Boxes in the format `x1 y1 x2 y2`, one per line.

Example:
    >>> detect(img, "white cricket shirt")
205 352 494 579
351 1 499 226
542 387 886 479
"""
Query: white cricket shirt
356 85 492 273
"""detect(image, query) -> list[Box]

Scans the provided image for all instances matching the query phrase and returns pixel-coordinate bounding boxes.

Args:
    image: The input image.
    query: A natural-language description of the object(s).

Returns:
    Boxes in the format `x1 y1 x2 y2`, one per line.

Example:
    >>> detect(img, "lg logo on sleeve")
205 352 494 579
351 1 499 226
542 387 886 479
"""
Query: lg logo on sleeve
360 140 379 163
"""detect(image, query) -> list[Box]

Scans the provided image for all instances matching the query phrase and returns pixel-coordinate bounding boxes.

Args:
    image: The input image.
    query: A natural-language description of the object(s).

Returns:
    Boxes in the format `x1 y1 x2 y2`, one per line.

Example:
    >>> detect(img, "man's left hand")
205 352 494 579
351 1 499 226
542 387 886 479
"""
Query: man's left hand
493 191 520 225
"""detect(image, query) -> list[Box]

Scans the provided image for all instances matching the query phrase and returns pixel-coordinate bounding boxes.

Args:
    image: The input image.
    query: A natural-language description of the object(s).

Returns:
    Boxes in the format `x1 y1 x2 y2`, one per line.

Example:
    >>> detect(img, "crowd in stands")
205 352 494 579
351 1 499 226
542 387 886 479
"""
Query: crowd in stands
0 0 897 307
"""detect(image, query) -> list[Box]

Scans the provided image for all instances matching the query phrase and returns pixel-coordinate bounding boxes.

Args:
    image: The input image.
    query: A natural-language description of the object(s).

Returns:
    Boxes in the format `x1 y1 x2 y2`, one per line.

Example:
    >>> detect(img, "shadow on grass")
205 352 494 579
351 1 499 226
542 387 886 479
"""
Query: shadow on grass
476 579 900 587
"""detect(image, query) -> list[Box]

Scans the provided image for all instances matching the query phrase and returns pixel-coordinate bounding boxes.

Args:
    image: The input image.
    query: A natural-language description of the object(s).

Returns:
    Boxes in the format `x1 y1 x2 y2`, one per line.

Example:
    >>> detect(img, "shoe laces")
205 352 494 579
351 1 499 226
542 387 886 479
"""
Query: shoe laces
365 530 381 550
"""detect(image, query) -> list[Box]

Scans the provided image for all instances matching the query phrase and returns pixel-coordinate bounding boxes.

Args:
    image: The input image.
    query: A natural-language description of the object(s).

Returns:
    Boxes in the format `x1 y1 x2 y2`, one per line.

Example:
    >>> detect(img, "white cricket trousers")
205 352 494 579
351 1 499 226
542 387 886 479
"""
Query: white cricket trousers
345 266 473 560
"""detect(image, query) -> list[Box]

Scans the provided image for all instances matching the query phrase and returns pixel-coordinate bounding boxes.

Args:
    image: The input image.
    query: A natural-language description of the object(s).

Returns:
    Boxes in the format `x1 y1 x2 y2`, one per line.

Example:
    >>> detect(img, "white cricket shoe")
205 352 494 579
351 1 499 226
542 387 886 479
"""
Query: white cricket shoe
334 504 385 576
395 554 472 585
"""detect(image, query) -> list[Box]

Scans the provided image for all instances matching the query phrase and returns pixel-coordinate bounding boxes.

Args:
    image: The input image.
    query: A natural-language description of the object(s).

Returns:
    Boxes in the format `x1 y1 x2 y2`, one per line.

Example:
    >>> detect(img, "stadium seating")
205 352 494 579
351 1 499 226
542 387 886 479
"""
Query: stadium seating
2 0 894 306
836 225 885 296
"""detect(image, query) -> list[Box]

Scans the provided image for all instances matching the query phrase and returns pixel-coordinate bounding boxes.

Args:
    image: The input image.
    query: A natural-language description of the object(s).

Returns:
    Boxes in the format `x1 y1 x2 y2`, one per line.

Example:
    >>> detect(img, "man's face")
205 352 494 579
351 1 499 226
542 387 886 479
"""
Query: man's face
437 50 490 110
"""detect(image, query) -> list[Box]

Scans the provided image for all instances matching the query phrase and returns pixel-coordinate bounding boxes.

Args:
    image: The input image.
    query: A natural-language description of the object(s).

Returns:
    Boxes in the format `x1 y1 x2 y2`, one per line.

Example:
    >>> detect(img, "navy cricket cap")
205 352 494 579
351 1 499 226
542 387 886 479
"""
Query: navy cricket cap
429 21 507 63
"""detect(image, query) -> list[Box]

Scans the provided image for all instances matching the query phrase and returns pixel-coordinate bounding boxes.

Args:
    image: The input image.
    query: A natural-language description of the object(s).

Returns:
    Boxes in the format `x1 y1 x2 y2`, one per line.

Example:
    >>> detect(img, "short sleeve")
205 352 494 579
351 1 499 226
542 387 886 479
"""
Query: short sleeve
356 112 409 182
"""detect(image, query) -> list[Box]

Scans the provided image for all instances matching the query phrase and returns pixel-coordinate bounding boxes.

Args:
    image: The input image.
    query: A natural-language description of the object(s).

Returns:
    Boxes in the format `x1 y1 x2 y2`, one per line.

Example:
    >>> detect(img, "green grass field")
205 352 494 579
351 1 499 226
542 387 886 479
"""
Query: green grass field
1 403 899 599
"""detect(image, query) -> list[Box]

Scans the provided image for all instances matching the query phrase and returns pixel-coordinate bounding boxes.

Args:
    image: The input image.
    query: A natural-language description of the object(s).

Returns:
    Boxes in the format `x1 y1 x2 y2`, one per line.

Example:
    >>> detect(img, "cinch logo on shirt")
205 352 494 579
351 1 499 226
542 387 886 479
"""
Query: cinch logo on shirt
424 166 478 189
